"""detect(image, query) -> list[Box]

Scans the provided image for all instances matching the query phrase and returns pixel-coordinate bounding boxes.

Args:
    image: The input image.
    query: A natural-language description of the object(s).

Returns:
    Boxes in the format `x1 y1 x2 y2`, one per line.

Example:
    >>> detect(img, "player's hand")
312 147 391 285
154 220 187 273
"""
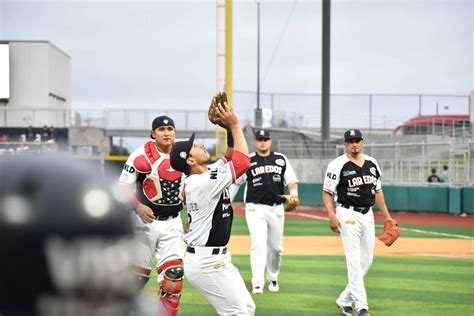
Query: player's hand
215 102 238 128
329 215 341 234
136 204 155 223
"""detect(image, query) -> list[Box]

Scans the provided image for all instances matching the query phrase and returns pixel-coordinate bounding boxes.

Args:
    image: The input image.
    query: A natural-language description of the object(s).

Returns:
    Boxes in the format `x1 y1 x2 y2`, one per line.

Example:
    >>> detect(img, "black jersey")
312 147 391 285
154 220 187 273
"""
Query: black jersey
237 152 298 205
323 154 382 208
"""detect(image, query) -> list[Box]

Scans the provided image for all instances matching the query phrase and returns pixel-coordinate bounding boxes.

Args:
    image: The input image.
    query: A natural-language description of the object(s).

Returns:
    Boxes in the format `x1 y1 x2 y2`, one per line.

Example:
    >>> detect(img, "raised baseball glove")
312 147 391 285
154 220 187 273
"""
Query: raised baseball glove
378 219 400 246
284 195 299 212
208 92 232 125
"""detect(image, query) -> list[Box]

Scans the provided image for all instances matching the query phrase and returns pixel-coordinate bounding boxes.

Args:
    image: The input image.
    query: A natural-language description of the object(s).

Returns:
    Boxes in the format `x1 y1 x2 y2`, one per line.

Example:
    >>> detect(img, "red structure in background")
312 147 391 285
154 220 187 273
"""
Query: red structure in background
394 114 470 136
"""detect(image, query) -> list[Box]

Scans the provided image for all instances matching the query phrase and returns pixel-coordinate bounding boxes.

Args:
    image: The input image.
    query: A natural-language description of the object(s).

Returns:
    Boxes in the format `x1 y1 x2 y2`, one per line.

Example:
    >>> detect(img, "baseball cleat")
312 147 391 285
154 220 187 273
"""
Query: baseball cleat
337 304 354 316
268 280 279 292
356 308 370 316
252 286 263 294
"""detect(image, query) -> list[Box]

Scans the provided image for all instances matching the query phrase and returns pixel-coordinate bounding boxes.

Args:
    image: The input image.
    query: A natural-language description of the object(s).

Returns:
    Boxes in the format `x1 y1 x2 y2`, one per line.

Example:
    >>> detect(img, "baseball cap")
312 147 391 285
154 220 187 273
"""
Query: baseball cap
170 133 195 174
344 129 363 142
255 129 271 140
151 115 175 138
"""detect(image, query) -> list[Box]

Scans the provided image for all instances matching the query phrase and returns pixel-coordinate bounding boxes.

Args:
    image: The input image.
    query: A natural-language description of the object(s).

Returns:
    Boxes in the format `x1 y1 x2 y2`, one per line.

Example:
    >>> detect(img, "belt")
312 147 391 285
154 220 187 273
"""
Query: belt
263 201 279 206
339 204 370 215
186 246 227 255
156 213 179 221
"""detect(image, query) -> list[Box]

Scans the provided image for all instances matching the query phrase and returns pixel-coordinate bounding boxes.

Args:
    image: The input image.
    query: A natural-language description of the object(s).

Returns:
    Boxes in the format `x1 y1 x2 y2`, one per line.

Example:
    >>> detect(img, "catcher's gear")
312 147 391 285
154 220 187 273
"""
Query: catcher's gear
157 259 184 316
378 219 400 246
208 92 232 126
284 195 299 212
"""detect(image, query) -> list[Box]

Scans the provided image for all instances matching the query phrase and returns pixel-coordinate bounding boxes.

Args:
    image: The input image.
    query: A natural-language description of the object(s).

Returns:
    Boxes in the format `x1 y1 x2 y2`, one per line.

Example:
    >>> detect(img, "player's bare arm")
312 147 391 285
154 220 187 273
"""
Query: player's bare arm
375 190 392 221
322 191 341 233
118 182 156 223
215 102 248 156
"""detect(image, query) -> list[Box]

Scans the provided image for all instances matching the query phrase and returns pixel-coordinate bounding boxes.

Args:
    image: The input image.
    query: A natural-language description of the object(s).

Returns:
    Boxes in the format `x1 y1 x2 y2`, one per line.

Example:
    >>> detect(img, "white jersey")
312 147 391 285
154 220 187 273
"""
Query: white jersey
183 158 237 247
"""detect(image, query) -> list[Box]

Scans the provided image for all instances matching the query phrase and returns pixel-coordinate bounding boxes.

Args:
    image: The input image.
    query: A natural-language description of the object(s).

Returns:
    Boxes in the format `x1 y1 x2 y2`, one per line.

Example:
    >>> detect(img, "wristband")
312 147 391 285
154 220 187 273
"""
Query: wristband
290 189 298 196
226 129 234 148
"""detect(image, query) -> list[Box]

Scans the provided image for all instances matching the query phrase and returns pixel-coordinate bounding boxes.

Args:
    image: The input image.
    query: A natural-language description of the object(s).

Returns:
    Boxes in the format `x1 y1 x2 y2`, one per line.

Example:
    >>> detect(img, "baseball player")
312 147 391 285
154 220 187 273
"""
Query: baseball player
119 116 185 316
169 102 256 315
322 129 393 316
232 129 299 294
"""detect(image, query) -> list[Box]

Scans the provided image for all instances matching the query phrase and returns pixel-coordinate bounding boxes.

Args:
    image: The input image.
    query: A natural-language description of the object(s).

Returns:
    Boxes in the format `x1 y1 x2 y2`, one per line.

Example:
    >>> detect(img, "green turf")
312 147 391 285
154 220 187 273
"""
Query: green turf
144 255 474 315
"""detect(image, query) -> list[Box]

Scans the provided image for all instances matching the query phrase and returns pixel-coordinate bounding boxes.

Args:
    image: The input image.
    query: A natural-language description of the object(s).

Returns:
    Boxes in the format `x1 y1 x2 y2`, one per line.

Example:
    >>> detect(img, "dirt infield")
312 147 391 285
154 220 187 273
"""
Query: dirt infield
231 207 474 259
228 236 474 259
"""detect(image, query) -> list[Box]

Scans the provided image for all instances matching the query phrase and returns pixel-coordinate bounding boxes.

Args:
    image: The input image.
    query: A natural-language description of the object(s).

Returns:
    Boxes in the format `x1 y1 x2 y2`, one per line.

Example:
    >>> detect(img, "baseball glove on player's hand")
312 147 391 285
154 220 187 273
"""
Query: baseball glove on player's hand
208 92 232 126
378 219 400 246
283 195 299 212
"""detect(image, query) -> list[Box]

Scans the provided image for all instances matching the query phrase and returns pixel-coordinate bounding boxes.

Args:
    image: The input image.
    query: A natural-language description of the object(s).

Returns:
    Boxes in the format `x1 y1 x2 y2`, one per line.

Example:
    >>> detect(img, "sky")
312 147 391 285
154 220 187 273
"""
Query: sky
0 0 472 129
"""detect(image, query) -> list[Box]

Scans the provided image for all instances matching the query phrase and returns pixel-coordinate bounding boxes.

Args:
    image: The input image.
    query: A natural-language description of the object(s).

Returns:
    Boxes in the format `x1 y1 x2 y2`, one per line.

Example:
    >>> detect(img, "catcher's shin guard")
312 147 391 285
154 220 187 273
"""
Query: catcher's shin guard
157 259 184 316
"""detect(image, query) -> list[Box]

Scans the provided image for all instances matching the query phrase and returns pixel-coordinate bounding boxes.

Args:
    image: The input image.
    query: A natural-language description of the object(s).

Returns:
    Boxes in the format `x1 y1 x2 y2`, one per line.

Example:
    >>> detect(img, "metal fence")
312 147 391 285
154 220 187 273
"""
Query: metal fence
233 91 471 130
333 141 472 186
1 93 470 134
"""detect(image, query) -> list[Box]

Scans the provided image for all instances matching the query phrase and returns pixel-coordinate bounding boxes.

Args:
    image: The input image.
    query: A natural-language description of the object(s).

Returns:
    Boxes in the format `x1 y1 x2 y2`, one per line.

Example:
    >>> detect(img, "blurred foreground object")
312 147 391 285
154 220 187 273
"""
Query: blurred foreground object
0 156 136 316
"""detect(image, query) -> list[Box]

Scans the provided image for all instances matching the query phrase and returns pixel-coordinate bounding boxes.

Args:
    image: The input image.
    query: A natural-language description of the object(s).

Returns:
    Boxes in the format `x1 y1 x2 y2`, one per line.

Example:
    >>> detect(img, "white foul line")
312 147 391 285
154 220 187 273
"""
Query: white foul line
292 212 474 240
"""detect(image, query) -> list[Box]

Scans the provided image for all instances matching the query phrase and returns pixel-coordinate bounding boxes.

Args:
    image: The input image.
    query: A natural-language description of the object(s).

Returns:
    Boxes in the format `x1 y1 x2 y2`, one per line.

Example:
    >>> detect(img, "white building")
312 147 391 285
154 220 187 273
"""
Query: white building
0 41 71 127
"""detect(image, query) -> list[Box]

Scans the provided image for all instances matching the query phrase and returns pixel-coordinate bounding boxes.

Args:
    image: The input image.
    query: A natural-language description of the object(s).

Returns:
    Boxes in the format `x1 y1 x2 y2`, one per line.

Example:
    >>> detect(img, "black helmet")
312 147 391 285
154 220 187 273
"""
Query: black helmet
0 155 136 316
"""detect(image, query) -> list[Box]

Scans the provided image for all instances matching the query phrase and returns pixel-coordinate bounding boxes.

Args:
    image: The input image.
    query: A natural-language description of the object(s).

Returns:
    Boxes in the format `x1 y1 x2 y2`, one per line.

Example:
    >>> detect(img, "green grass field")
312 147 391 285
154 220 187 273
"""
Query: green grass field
143 214 474 315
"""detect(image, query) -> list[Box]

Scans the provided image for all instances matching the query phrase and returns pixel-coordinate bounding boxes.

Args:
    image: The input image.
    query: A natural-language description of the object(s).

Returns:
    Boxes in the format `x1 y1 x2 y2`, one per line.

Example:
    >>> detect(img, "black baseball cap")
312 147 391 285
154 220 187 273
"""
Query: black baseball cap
255 129 271 140
151 115 175 139
170 133 195 174
344 129 363 142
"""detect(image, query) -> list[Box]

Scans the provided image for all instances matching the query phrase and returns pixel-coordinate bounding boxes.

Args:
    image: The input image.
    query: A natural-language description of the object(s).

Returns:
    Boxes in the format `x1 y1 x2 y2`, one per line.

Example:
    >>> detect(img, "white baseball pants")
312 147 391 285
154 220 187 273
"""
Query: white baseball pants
335 205 375 313
245 202 285 289
184 248 255 315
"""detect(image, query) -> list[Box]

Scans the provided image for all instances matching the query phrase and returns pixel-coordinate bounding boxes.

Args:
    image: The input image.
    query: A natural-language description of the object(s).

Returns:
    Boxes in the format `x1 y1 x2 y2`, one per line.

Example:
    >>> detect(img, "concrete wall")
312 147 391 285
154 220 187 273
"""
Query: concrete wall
69 127 110 156
2 41 70 127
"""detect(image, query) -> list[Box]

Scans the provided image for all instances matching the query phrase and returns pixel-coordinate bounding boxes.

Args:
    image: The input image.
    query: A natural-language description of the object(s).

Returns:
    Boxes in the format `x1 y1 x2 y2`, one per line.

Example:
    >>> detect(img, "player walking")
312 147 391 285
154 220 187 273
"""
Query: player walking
232 129 299 294
119 116 184 316
170 102 255 315
322 129 393 316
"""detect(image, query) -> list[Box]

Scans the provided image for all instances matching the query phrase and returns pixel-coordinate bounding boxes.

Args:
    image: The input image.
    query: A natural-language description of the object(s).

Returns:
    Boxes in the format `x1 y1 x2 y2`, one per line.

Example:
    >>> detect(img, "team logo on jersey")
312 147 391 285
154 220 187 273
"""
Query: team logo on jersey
324 180 331 188
180 151 187 159
369 167 376 176
275 158 285 166
250 161 257 167
273 174 281 182
219 166 227 173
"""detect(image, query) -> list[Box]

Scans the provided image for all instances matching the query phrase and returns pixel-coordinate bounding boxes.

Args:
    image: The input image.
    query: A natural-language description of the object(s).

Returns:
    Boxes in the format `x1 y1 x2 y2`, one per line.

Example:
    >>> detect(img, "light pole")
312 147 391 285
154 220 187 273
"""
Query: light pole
255 0 262 128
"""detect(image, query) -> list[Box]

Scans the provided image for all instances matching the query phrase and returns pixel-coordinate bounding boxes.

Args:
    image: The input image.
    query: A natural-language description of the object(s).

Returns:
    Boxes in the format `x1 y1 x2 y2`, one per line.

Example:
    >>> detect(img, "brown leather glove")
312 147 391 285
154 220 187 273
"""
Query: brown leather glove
283 195 299 212
378 219 400 246
208 92 232 126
